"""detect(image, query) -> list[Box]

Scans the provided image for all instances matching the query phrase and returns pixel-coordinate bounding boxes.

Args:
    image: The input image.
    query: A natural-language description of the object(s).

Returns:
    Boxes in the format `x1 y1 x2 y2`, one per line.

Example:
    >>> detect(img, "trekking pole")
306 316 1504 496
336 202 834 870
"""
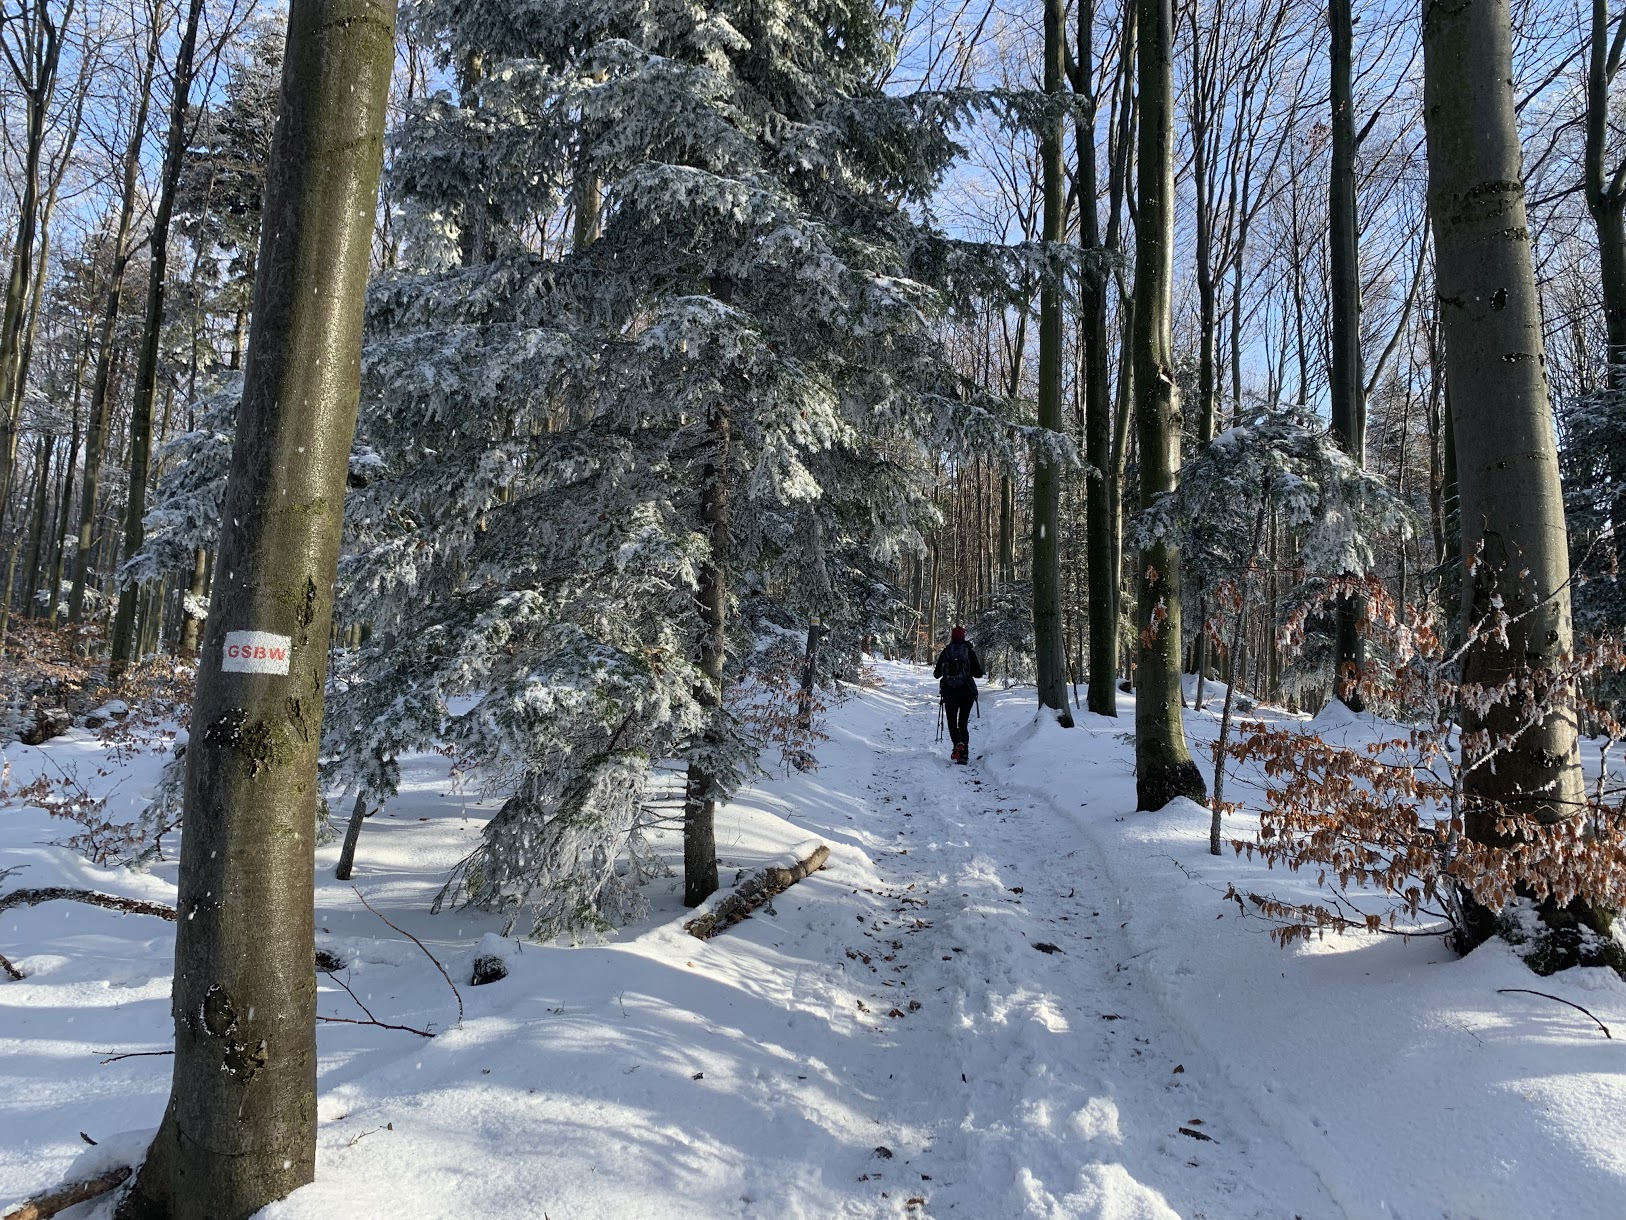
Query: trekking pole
936 696 945 743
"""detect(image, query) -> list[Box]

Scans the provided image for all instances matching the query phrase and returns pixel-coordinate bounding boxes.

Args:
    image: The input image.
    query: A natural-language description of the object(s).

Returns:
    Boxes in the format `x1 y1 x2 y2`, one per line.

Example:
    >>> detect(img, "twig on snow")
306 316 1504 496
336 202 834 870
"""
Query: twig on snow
1497 988 1613 1039
317 1014 433 1038
95 1048 175 1065
319 967 433 1037
353 885 462 1027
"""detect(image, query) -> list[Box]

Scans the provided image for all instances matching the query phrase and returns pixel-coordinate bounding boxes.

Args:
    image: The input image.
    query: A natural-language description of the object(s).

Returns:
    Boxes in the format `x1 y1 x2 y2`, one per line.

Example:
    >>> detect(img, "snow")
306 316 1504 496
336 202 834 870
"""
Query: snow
3 662 1625 1218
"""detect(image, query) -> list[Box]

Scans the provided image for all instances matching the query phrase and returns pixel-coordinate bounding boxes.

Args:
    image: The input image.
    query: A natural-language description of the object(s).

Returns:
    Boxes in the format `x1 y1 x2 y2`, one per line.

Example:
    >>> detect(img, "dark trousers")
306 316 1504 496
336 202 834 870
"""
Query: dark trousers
943 687 975 746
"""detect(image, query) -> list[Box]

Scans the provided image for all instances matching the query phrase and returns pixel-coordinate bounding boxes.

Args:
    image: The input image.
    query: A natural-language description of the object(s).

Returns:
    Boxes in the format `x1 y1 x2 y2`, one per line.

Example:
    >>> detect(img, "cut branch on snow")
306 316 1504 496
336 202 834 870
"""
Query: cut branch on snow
684 842 830 940
2 1165 132 1220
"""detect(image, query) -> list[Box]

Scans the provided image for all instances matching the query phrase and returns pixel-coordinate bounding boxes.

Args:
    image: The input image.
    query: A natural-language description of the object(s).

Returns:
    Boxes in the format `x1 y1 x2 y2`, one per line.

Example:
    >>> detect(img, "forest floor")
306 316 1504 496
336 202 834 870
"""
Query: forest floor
2 661 1625 1218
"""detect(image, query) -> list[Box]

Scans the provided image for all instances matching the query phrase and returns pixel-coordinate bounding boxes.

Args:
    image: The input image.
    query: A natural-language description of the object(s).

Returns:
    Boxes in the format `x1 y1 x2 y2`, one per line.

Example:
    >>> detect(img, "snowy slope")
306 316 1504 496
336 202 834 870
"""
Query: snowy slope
2 661 1624 1218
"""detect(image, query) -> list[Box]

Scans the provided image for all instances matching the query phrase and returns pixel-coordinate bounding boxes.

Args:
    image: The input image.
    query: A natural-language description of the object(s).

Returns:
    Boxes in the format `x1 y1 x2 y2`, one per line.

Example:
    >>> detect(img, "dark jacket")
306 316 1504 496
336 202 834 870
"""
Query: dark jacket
933 639 985 698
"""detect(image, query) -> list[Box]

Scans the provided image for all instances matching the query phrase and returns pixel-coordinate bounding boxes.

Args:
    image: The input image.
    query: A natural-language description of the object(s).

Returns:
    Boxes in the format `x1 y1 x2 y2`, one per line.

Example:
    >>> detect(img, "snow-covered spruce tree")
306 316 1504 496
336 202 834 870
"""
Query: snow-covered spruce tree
323 0 1033 933
1561 382 1626 640
1133 407 1413 706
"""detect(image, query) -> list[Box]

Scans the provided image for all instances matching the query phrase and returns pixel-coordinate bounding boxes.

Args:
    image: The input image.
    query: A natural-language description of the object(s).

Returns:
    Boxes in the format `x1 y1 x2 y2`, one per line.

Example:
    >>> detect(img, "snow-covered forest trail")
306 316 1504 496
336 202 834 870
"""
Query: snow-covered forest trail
7 662 1626 1219
783 665 1342 1218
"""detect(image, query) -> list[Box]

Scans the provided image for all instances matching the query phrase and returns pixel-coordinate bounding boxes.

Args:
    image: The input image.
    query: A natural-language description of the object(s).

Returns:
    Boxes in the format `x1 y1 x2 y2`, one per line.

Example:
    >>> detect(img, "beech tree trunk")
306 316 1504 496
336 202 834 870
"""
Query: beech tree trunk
1104 3 1136 701
1186 8 1218 706
109 0 205 679
1329 0 1367 710
117 0 397 1213
1073 0 1116 718
1133 0 1206 810
1420 0 1594 930
1032 0 1073 727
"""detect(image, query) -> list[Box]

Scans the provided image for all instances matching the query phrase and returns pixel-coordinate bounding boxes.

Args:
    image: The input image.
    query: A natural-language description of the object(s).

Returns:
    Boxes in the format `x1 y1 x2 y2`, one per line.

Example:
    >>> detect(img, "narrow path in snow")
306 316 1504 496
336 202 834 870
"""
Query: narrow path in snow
808 668 1343 1219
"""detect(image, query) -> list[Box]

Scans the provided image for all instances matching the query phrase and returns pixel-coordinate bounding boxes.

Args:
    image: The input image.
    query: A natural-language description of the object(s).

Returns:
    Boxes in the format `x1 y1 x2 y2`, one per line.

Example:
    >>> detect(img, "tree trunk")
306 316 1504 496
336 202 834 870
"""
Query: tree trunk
334 793 370 881
1587 0 1626 380
117 0 398 1211
1106 2 1136 695
1076 0 1117 717
19 433 52 617
1421 0 1594 931
682 277 734 908
1188 37 1217 705
45 330 86 626
926 535 941 657
1329 0 1367 710
1032 0 1074 727
0 0 70 523
178 546 208 656
110 0 205 679
998 472 1014 586
71 25 159 625
1585 0 1626 582
1132 0 1206 810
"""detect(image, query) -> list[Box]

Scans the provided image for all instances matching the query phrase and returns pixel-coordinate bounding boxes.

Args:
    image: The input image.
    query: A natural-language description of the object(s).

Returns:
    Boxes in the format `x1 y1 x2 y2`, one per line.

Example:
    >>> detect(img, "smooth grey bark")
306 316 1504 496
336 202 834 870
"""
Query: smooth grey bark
1106 5 1136 693
117 0 398 1211
1032 0 1073 727
1184 7 1219 706
1329 0 1367 710
1133 0 1206 810
109 0 205 679
70 24 159 625
1420 0 1594 927
1074 0 1117 717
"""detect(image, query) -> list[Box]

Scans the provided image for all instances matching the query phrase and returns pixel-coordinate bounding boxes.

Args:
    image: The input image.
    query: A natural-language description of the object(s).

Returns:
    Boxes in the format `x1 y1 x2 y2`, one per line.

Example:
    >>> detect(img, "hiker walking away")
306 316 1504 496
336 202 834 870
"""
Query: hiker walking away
933 625 984 764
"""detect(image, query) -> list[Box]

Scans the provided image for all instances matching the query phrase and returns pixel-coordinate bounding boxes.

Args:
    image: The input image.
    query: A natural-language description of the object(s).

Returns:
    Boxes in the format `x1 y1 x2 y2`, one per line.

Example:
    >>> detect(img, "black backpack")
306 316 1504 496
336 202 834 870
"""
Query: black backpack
940 640 973 689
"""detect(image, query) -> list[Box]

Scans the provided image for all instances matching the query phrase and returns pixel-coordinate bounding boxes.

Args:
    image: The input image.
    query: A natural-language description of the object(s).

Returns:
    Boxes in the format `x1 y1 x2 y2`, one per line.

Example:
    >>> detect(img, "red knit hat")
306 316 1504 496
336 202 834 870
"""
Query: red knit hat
951 626 966 641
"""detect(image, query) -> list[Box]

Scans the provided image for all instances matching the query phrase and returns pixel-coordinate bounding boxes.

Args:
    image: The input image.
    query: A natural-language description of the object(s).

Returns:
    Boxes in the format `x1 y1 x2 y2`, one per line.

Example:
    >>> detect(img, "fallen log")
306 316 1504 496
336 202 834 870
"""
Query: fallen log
3 1165 132 1220
0 888 176 921
0 889 177 981
684 843 830 940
